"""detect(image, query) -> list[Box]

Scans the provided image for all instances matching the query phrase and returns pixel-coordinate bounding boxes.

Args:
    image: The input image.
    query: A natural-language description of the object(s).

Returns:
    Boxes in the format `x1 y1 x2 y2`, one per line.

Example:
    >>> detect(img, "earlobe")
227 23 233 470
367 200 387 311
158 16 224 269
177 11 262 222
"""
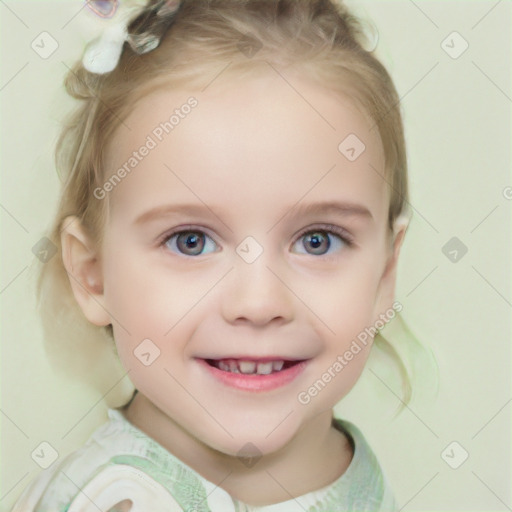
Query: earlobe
60 215 111 327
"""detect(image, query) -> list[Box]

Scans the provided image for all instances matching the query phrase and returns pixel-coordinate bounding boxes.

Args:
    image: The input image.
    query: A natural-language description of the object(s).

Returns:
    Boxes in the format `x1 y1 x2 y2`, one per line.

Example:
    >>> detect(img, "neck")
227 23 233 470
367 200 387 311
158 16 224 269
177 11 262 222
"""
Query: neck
122 392 353 506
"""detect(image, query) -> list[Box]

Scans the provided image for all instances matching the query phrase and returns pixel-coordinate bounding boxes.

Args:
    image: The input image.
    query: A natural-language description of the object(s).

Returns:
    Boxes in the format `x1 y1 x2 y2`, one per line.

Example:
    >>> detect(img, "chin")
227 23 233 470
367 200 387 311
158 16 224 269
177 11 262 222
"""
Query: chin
197 415 302 460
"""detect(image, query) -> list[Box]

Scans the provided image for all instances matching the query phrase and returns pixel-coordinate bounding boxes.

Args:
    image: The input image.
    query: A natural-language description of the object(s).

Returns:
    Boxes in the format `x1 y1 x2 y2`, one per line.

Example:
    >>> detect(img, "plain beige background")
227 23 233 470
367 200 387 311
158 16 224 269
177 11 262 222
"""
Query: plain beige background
1 1 510 510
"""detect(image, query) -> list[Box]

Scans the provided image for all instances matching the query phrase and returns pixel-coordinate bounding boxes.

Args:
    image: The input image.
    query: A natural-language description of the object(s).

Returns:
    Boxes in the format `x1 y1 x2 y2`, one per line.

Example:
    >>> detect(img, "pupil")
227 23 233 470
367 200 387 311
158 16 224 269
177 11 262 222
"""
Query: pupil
177 231 204 255
305 231 329 254
187 234 198 247
310 234 321 248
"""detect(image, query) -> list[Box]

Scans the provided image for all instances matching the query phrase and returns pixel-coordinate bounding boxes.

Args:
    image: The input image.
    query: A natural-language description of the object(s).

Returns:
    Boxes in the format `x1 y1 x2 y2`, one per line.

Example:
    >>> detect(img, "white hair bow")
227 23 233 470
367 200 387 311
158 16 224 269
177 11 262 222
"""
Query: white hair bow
83 0 180 74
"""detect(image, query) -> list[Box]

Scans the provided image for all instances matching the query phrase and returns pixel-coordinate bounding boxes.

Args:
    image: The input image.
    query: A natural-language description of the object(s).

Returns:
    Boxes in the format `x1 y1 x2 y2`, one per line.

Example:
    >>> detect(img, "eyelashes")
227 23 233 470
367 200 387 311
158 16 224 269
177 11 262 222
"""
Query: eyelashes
293 224 354 255
158 224 355 258
161 228 217 256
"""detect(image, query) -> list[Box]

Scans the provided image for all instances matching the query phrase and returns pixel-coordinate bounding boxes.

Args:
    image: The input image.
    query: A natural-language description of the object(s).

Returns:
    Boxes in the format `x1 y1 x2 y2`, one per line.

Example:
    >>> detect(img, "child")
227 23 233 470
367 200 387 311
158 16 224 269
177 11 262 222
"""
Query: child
13 0 413 510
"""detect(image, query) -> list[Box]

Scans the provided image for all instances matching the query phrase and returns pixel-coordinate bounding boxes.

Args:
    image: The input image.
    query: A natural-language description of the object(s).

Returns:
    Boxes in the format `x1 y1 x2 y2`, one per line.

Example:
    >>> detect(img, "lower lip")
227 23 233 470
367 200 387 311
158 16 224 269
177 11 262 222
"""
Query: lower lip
196 358 308 392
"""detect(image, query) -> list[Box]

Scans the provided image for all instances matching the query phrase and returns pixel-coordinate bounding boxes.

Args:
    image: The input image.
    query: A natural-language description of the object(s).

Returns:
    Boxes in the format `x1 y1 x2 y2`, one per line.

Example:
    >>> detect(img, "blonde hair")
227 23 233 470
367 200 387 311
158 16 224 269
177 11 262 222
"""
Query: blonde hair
36 0 419 407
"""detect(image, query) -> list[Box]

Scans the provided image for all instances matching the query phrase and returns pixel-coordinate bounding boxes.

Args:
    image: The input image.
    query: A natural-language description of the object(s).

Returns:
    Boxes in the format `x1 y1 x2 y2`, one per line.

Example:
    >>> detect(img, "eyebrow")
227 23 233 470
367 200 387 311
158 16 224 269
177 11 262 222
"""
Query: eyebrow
133 203 224 226
289 201 373 221
133 200 373 226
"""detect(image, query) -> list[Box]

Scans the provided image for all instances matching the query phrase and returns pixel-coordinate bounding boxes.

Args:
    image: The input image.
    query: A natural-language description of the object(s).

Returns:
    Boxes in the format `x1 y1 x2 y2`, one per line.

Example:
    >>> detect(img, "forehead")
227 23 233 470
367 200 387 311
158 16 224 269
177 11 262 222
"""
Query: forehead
104 66 388 226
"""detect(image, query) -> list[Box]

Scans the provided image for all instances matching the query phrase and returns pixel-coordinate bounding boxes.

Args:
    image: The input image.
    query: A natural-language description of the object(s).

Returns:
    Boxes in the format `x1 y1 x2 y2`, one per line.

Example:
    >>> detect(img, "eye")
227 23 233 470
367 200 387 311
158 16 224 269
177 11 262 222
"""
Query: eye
291 225 353 256
161 229 218 256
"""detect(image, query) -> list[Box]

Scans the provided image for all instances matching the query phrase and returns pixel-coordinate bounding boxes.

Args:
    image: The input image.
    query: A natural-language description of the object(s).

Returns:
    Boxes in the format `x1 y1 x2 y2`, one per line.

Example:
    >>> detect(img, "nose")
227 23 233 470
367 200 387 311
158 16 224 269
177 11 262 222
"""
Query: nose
221 247 295 327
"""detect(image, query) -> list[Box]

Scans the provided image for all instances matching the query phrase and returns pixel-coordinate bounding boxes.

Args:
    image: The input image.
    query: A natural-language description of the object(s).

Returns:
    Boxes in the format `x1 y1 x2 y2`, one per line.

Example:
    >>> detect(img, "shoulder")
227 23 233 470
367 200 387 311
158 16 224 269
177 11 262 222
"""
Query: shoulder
9 462 62 512
9 409 138 512
331 417 398 511
10 409 189 512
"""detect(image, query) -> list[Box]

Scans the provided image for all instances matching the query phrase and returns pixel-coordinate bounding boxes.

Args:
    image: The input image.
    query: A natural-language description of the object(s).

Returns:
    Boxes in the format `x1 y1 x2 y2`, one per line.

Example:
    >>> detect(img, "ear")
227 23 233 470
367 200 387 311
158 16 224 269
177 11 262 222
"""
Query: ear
372 218 409 319
60 215 111 327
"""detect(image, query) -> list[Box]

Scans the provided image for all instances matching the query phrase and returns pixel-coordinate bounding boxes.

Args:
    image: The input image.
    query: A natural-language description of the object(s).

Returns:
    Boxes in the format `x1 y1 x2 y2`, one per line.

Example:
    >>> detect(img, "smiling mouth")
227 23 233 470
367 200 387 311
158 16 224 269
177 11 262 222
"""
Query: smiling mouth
204 358 303 375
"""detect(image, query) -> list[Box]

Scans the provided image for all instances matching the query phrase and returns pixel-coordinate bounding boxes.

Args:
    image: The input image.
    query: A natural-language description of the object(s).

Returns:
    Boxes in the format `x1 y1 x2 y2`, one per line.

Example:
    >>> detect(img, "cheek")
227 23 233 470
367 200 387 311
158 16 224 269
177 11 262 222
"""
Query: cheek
102 249 199 333
301 272 378 406
305 255 384 385
312 262 381 329
102 251 211 372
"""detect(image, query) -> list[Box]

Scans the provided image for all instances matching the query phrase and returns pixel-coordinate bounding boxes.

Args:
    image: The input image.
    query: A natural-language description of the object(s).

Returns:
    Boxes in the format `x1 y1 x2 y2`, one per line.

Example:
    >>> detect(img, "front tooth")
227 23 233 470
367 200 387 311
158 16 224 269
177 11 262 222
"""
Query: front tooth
218 360 230 372
238 360 256 374
228 360 240 373
256 362 273 375
272 361 284 371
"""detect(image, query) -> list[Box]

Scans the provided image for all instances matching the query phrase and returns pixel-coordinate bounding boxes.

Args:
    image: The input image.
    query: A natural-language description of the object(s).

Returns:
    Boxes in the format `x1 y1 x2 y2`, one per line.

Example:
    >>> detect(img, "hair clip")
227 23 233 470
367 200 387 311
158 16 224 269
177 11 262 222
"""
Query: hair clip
83 0 181 74
86 0 120 18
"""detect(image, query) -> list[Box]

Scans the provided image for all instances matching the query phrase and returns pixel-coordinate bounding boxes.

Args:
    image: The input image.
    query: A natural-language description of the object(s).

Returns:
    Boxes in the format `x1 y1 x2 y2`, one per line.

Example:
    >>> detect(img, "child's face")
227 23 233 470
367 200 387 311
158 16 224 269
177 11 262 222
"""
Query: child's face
89 67 401 455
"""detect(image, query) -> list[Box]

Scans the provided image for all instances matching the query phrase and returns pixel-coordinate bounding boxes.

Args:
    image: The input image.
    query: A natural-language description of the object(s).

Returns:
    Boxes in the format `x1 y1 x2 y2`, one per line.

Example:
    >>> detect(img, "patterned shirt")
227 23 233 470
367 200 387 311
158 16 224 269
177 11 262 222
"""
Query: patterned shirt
11 408 397 511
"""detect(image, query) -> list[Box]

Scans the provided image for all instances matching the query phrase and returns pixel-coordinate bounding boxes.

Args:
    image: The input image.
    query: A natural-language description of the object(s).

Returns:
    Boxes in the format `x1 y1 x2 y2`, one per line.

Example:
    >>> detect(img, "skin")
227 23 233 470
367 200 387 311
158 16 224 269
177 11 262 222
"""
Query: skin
61 63 407 506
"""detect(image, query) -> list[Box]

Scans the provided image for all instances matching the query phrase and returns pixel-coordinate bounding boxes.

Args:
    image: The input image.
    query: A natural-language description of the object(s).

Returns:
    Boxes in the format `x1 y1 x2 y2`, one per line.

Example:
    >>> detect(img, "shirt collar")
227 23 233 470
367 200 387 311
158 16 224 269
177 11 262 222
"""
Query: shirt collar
105 407 389 511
